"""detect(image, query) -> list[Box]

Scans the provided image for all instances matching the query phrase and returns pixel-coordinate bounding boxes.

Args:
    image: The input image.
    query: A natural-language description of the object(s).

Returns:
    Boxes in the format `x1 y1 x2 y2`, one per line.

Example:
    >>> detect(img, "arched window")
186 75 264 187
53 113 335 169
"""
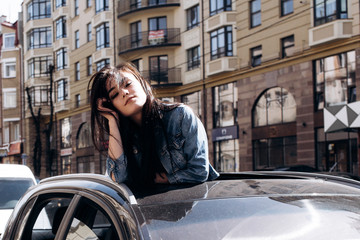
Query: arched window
252 87 297 170
253 87 296 127
76 122 92 149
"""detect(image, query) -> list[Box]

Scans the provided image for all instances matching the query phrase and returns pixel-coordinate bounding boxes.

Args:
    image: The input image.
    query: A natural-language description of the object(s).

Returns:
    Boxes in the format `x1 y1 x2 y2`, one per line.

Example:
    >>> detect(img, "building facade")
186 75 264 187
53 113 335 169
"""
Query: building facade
0 17 23 164
19 0 360 178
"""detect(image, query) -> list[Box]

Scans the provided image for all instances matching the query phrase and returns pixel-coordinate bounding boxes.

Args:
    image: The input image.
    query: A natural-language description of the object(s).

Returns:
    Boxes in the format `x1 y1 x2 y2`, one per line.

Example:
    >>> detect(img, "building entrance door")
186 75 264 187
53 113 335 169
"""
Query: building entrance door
327 141 349 173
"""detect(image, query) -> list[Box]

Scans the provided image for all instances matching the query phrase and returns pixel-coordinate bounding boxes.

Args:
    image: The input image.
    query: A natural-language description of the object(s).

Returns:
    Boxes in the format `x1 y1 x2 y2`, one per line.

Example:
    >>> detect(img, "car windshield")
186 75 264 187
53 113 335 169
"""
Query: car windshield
0 178 34 209
142 195 360 239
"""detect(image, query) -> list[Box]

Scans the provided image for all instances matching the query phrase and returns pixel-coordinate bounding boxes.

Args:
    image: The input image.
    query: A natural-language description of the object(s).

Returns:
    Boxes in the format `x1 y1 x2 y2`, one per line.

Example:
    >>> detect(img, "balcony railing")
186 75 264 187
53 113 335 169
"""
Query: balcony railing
118 0 180 17
119 28 181 54
142 68 182 87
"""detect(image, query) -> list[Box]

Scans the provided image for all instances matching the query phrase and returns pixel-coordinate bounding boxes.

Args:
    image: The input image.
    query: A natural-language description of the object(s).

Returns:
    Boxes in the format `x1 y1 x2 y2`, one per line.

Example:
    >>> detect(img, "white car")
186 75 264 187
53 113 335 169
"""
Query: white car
0 164 36 238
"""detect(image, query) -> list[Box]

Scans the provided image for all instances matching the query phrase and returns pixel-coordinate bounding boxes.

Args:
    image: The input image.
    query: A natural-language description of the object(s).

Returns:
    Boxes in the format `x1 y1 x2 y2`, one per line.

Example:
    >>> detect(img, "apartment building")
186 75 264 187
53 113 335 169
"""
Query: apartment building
20 0 360 178
116 0 360 175
0 17 23 164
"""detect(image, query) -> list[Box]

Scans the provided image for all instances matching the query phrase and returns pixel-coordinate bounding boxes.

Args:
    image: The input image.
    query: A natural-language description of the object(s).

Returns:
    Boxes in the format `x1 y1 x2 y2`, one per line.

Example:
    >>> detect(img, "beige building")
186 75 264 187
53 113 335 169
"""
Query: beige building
20 0 360 178
0 17 23 164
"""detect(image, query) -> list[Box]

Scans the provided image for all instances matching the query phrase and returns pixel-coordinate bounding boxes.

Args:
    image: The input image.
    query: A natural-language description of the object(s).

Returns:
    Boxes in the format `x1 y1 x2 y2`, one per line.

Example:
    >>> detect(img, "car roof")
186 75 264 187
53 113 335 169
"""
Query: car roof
0 164 36 183
37 171 360 206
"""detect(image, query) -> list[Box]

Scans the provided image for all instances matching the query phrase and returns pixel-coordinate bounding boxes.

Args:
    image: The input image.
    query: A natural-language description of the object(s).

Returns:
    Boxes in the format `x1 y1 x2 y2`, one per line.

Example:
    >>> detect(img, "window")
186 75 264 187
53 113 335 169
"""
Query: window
148 17 166 31
130 21 142 48
132 59 140 70
55 16 67 40
187 5 199 30
187 46 200 70
28 56 52 78
314 0 348 26
3 33 15 49
56 79 68 102
74 0 79 16
87 56 92 76
149 0 166 6
210 0 232 16
3 62 16 78
254 136 297 170
210 26 233 60
213 82 238 127
75 30 79 49
281 0 293 16
28 86 50 106
3 122 9 144
95 0 109 13
213 82 239 172
181 91 202 119
56 48 68 70
27 0 51 20
96 22 110 50
253 87 296 127
87 0 92 8
61 118 71 148
87 23 92 42
281 35 294 58
56 0 66 8
96 58 110 71
314 50 356 110
149 55 168 85
250 0 261 28
4 121 20 142
251 46 262 67
3 88 17 108
75 94 81 108
130 0 141 9
75 62 80 80
27 27 52 49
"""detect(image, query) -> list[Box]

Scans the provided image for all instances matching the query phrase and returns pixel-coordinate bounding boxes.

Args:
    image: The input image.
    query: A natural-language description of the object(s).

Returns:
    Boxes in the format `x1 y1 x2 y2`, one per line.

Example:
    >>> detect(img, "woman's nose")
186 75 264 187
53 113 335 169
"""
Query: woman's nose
122 89 129 98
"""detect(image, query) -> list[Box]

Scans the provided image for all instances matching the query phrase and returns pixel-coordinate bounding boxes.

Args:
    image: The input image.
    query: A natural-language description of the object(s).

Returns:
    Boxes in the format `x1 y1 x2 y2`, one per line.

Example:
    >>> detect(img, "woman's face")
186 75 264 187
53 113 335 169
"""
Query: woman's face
106 70 147 120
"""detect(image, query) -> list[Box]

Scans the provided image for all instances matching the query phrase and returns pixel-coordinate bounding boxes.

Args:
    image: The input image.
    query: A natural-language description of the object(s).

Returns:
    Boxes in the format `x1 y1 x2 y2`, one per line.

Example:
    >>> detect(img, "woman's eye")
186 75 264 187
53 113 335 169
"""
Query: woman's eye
110 92 119 100
125 82 132 88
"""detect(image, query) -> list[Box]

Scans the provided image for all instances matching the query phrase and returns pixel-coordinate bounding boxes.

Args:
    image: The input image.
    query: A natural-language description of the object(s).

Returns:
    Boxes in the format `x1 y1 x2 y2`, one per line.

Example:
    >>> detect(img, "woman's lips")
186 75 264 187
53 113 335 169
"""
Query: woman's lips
125 96 135 106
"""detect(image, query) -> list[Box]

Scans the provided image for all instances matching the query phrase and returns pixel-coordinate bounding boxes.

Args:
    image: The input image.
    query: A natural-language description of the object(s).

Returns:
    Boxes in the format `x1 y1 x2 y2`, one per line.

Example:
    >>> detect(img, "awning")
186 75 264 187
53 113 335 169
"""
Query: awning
324 101 360 133
8 142 21 155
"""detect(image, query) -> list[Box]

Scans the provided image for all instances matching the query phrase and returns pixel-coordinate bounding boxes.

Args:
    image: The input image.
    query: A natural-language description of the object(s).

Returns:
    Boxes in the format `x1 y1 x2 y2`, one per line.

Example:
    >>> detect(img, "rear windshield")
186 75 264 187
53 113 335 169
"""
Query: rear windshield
141 195 360 239
0 178 34 209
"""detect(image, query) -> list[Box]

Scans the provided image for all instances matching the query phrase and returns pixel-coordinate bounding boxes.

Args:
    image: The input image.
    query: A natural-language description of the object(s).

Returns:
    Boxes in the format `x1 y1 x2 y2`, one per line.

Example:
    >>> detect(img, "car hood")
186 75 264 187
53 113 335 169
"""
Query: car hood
0 209 13 236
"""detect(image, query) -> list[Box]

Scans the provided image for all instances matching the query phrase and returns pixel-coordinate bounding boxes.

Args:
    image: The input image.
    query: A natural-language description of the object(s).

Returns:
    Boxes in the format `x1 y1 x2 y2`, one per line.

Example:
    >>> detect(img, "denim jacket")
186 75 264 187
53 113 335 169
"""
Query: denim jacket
106 104 219 184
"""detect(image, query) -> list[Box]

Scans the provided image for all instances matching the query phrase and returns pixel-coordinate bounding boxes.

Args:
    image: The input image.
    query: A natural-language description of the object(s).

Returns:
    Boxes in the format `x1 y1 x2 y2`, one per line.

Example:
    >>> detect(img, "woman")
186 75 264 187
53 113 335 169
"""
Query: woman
89 62 219 189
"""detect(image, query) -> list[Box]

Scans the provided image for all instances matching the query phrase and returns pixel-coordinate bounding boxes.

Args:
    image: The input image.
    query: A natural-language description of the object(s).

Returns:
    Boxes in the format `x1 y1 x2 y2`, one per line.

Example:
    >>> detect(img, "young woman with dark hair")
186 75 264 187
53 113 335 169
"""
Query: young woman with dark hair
88 62 219 189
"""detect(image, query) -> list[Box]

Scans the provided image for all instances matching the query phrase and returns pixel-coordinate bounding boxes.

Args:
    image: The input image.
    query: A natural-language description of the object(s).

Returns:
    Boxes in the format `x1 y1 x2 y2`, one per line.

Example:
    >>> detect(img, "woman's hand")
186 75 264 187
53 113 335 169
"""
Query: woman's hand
154 172 169 184
97 98 117 121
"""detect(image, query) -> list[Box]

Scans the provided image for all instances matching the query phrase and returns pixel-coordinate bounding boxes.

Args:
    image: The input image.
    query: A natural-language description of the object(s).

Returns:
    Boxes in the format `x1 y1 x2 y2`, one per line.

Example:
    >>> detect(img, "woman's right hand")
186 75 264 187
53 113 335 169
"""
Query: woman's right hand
97 98 118 122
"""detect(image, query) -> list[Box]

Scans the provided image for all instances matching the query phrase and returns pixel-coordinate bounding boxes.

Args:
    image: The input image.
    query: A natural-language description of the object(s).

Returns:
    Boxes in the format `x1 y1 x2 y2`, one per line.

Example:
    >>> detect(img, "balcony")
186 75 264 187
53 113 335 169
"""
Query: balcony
206 57 238 77
118 0 180 18
55 100 70 113
142 68 181 87
118 28 181 54
309 19 353 46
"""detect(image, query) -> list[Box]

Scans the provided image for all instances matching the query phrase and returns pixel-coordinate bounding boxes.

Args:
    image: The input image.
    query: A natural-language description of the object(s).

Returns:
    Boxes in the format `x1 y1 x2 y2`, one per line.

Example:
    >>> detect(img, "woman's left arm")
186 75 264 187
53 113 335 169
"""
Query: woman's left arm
167 107 210 183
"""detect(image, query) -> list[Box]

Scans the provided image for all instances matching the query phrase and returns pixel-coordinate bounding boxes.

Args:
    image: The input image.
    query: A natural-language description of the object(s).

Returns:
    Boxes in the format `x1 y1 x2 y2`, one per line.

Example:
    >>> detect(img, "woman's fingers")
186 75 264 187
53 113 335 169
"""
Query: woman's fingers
154 172 169 184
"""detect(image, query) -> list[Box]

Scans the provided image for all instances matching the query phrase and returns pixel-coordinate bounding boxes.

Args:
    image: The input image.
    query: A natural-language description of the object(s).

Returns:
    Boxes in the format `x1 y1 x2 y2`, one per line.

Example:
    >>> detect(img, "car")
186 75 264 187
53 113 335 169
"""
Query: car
0 164 37 239
3 171 360 240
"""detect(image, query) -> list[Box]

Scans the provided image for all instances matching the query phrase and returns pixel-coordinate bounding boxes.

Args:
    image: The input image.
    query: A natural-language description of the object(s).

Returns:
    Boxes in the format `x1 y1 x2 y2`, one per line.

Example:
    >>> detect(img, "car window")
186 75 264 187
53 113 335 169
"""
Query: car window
66 197 121 240
0 178 34 209
20 196 73 240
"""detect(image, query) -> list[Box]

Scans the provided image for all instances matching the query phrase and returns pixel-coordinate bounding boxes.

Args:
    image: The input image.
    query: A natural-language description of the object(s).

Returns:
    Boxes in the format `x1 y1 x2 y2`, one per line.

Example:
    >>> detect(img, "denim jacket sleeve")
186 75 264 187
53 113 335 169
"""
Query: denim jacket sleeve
106 154 128 183
166 106 210 184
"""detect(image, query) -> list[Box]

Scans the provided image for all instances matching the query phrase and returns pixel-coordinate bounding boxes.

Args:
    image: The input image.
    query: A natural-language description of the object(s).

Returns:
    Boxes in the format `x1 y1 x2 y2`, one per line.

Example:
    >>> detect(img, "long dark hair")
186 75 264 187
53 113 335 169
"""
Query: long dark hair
88 62 178 187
